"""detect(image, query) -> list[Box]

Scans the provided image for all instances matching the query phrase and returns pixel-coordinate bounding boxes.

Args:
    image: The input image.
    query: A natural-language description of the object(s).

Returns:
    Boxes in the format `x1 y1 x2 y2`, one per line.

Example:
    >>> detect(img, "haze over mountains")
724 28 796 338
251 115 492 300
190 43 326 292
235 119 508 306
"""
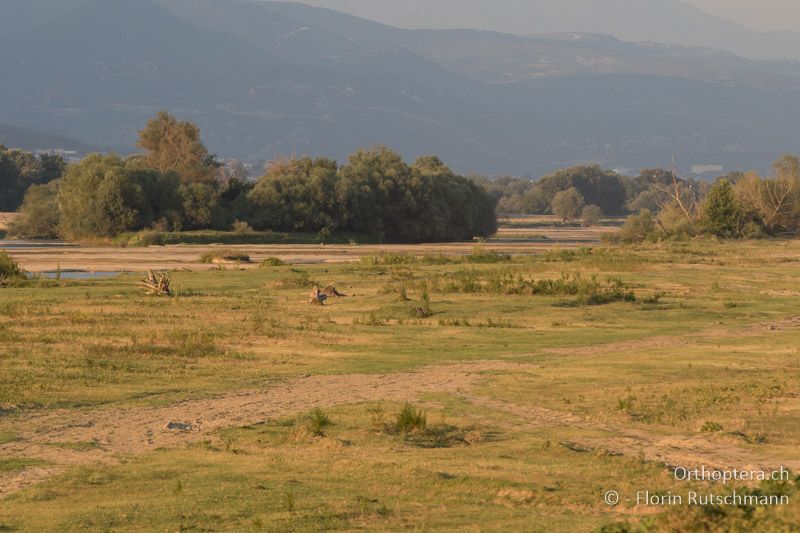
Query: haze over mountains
291 0 800 61
0 0 798 176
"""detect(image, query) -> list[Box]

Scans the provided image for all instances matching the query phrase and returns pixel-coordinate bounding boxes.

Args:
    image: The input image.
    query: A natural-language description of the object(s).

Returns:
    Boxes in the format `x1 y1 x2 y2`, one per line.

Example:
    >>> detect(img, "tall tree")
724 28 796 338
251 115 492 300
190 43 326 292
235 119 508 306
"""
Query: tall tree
137 111 217 184
700 179 748 238
551 187 585 221
57 154 152 239
249 157 340 235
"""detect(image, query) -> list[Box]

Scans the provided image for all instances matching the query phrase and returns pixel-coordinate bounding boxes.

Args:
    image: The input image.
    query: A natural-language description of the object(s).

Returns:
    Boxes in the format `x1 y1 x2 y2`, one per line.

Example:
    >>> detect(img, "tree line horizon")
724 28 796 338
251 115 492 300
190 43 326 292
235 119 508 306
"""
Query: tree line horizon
3 111 800 243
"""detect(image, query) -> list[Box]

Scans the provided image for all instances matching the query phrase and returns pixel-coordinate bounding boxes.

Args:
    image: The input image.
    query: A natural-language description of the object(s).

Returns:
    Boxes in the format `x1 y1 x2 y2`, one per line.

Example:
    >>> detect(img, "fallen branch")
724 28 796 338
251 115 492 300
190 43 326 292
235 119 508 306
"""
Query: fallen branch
139 271 172 296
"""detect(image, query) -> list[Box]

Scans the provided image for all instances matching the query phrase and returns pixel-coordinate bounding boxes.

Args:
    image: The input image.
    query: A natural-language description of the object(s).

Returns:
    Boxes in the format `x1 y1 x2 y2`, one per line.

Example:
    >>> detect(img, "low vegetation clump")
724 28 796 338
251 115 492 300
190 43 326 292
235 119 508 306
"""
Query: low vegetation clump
462 247 512 264
114 230 167 247
410 291 433 318
430 270 636 304
200 249 251 264
304 408 333 437
260 257 285 267
395 403 427 435
0 252 26 286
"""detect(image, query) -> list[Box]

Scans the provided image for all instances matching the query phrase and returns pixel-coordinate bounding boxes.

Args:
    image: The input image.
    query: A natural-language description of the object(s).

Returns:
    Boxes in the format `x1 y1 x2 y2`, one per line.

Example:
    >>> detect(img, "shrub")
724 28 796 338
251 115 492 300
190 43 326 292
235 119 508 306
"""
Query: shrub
432 270 635 304
8 182 60 238
260 257 285 267
411 291 433 318
114 230 167 247
231 220 254 234
700 421 724 433
608 209 658 244
0 252 25 283
305 408 333 437
200 249 251 264
700 179 750 238
464 246 512 264
396 403 427 434
581 204 604 227
551 187 585 221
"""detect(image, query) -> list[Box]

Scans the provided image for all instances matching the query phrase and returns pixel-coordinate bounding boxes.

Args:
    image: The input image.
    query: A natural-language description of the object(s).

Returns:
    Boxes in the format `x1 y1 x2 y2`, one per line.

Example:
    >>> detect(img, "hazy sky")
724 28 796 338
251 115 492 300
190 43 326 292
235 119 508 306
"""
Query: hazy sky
676 0 799 32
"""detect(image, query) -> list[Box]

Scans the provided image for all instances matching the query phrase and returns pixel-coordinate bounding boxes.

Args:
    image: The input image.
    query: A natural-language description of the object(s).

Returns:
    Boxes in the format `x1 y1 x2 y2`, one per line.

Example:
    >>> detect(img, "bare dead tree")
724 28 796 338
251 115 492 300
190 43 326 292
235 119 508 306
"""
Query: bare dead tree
652 159 698 225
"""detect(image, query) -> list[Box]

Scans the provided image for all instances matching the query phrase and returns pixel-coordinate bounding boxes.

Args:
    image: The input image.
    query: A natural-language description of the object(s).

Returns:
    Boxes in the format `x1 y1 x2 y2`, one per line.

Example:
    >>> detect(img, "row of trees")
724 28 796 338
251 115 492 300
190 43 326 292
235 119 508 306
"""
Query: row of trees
0 146 65 212
614 155 800 242
250 151 497 242
483 165 709 221
10 112 497 243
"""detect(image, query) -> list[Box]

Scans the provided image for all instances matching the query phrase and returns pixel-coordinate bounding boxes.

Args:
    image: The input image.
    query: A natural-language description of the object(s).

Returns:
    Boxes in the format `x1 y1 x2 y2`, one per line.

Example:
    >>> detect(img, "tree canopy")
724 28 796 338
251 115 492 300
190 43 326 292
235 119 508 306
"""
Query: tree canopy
0 146 64 211
137 111 218 184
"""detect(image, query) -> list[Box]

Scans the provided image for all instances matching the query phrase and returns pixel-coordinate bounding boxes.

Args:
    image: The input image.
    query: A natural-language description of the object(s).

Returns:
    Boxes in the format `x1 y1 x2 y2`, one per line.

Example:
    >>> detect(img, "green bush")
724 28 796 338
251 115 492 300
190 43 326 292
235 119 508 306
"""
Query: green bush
0 252 24 282
396 403 427 434
113 230 167 247
432 271 635 304
8 181 60 238
260 257 285 267
607 209 658 244
199 249 251 264
464 246 512 264
305 408 333 437
700 179 750 238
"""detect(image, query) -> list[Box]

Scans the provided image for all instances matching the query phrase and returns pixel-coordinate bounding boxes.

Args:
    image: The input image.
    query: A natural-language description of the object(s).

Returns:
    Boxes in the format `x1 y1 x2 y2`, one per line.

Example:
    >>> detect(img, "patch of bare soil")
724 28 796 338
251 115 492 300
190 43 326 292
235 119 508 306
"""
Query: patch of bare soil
0 361 536 497
461 394 800 474
546 316 800 357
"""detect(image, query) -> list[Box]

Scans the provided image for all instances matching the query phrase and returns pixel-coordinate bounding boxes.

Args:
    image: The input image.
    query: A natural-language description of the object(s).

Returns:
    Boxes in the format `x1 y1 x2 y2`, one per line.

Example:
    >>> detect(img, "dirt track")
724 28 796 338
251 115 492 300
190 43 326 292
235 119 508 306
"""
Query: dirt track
2 360 794 499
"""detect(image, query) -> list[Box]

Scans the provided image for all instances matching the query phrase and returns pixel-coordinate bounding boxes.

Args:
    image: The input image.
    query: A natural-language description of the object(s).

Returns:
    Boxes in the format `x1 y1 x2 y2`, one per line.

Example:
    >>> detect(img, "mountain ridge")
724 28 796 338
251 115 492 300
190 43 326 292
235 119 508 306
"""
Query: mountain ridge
0 0 797 176
282 0 800 61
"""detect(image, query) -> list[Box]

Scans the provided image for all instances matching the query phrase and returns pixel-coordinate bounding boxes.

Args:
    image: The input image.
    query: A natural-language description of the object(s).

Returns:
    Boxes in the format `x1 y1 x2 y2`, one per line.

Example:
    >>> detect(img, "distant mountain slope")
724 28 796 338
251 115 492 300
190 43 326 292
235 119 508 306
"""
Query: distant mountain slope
285 0 800 61
267 2 800 90
0 0 797 176
0 123 94 153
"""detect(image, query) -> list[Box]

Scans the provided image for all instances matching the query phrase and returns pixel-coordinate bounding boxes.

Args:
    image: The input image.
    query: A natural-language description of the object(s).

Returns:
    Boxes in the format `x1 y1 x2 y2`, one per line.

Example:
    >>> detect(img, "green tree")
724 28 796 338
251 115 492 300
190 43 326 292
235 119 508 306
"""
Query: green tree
0 146 65 211
9 181 60 238
179 182 218 230
137 111 217 184
523 165 627 216
581 204 603 227
0 149 22 211
551 187 585 221
58 154 152 239
249 157 340 235
700 179 749 238
614 209 658 244
336 146 414 241
414 156 498 241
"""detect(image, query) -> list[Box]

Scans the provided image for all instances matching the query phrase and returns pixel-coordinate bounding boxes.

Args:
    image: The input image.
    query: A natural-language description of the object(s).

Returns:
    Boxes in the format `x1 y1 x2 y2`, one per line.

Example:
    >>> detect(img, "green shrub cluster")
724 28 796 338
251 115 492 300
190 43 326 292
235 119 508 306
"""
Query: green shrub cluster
0 252 25 285
430 270 635 304
249 151 497 243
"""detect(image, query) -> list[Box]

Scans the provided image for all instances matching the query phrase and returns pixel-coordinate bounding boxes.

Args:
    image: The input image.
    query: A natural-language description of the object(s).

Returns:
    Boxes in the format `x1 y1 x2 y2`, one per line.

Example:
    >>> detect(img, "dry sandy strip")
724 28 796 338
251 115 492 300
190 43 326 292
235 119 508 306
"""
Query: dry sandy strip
1 223 612 273
2 360 795 498
0 361 533 496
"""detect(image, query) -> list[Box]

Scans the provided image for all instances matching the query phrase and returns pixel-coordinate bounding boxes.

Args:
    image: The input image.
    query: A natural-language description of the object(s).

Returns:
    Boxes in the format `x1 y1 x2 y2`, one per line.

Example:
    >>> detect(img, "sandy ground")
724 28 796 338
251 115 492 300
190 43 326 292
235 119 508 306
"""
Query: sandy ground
0 361 534 496
2 358 795 498
1 224 615 273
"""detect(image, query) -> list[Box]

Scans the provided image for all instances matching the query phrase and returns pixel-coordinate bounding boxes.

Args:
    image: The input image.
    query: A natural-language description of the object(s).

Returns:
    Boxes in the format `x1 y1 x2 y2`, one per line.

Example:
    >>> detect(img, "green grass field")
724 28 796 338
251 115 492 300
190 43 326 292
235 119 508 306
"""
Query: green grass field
1 240 799 531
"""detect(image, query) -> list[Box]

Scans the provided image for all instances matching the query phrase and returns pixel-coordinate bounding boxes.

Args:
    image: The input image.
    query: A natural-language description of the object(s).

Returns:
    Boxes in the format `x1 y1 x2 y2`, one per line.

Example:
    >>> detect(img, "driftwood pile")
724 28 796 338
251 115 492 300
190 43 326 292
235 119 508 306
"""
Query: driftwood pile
308 284 347 305
139 271 172 296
